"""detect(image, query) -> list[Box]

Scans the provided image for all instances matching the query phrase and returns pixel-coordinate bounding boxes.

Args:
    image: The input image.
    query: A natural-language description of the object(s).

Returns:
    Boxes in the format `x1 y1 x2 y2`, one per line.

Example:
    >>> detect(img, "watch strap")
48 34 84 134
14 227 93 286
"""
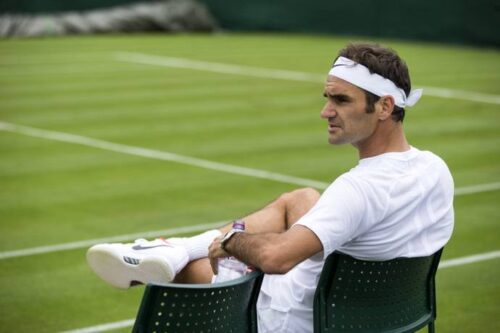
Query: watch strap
220 229 243 251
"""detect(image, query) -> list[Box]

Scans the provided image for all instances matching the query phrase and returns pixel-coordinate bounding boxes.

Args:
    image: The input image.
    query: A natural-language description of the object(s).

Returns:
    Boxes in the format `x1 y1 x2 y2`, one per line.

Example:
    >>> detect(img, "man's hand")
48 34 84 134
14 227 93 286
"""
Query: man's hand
208 235 229 275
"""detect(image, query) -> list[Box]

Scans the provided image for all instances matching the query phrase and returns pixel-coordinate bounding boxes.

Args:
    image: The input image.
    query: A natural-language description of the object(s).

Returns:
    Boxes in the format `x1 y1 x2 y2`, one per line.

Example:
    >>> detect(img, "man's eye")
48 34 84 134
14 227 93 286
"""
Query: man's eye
323 93 349 103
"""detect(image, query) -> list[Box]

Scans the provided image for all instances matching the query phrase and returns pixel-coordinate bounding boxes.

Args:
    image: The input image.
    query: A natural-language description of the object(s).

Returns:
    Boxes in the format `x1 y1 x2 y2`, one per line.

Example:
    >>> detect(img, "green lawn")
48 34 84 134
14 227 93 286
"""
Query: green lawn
0 33 499 332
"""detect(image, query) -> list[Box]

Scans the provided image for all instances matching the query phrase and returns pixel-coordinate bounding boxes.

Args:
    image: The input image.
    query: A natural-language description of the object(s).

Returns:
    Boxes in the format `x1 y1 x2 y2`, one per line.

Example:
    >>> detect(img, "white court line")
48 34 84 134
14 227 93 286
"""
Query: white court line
438 250 500 269
115 52 323 83
0 121 499 261
114 51 500 105
59 319 134 333
59 249 500 333
454 181 500 195
0 121 329 190
422 86 500 105
0 222 226 260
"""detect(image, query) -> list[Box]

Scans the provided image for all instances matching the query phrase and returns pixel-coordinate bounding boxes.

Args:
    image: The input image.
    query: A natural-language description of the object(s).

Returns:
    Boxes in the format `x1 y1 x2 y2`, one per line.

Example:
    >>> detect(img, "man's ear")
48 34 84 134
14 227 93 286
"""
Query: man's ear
377 95 395 121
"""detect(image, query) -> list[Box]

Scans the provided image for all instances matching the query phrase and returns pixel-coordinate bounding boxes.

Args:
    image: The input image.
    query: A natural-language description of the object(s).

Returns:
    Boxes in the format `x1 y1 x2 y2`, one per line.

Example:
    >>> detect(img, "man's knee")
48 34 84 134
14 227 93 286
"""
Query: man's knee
288 187 321 204
277 188 320 226
272 187 320 217
279 187 321 214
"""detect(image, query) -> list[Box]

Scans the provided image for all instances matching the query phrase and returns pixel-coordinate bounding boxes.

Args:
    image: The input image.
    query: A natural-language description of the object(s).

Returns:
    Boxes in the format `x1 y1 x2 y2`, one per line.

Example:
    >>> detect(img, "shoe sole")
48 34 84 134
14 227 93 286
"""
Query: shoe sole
86 244 175 289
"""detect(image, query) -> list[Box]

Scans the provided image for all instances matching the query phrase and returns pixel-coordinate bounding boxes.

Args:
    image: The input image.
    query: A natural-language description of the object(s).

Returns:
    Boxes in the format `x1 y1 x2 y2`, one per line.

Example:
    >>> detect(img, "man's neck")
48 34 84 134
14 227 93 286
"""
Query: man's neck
355 122 410 159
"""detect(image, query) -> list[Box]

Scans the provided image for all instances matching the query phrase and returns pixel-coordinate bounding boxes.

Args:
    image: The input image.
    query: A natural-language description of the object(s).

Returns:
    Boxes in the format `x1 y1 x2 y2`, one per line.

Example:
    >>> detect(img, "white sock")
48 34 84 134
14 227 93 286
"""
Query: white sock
169 229 222 261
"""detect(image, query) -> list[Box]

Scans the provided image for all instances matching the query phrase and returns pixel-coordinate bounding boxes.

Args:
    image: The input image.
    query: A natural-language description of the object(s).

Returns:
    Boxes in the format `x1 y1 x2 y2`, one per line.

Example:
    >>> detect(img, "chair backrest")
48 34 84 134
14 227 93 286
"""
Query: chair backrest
132 271 264 333
313 249 443 333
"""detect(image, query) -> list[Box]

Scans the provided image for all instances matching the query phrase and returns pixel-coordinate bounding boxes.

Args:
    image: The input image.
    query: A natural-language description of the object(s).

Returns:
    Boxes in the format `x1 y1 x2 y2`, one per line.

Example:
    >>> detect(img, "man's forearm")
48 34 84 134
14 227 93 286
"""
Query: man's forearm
225 233 275 269
209 225 323 275
225 232 288 274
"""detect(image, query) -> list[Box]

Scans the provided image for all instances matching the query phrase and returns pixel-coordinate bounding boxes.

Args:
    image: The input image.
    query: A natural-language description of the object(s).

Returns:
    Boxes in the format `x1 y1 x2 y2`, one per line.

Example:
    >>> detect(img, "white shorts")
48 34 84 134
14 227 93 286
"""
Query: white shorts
256 274 315 333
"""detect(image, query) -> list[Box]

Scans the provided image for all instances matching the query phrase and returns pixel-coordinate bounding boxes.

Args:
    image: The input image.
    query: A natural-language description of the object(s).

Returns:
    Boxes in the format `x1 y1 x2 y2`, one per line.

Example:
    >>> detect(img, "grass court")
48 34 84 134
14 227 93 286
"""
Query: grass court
0 33 499 332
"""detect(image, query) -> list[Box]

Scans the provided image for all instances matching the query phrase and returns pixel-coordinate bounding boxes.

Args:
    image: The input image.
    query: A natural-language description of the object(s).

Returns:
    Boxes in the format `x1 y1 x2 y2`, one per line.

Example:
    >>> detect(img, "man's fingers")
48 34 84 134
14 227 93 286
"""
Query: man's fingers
208 241 218 274
208 236 228 275
210 257 218 275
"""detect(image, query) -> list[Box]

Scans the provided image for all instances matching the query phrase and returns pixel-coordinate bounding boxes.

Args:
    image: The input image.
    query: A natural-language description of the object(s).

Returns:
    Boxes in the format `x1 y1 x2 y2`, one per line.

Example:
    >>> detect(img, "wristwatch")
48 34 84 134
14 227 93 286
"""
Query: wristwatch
220 229 243 251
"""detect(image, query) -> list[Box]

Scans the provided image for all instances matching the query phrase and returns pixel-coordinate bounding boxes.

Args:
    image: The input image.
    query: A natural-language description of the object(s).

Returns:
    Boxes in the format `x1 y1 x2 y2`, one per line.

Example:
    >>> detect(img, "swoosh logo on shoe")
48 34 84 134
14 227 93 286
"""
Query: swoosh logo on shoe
131 244 172 250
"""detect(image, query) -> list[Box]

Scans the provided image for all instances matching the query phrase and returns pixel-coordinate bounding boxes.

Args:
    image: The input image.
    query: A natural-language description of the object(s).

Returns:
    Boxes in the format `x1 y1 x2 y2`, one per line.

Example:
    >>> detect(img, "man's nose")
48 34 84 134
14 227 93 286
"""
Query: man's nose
320 103 337 119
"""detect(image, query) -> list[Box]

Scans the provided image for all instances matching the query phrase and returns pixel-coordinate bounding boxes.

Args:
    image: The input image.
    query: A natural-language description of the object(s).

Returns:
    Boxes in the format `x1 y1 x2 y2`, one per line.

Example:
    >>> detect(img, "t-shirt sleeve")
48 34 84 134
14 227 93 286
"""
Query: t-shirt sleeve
294 175 366 259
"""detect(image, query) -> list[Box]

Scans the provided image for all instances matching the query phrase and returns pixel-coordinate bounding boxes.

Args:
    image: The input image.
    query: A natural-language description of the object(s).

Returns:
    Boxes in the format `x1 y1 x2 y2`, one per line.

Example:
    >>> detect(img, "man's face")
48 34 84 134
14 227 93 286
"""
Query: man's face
321 76 379 147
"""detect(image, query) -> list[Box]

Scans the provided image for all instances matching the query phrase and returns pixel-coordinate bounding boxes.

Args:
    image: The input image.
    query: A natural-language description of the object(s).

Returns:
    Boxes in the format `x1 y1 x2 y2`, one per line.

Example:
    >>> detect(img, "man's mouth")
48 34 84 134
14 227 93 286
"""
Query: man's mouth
328 123 340 132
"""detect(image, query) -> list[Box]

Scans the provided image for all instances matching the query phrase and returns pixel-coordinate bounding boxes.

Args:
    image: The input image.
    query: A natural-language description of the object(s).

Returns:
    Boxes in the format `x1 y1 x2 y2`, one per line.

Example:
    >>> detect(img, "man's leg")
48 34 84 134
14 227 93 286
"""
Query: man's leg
174 187 320 283
87 187 320 287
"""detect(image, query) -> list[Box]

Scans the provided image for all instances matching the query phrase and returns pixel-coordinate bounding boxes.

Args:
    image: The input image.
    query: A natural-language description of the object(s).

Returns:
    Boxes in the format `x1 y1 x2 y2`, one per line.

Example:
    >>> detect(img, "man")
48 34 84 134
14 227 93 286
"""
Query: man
87 43 454 332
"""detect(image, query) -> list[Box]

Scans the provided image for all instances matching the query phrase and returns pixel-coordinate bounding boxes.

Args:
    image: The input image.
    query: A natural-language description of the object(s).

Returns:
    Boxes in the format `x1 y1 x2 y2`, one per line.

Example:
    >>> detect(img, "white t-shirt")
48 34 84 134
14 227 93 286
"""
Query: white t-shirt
257 147 454 333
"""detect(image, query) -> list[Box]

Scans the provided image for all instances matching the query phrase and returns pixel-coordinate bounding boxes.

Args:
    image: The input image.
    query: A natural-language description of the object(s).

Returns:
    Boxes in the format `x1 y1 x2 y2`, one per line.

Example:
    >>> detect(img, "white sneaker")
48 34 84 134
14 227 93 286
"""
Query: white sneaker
86 238 189 289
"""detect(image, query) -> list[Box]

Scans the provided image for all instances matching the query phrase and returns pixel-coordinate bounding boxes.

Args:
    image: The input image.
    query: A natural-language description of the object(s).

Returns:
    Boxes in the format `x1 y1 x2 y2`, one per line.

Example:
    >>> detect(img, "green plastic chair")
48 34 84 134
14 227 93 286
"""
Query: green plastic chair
314 249 443 333
132 271 263 333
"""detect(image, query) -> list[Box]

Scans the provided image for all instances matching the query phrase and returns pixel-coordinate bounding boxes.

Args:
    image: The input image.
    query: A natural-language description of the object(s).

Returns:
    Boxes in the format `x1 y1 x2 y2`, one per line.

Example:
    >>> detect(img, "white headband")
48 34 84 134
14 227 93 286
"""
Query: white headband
328 56 423 108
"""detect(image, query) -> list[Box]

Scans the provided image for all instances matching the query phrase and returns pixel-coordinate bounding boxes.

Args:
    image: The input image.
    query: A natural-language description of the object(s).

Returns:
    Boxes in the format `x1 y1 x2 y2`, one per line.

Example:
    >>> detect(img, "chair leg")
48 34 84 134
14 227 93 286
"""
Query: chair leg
428 321 435 333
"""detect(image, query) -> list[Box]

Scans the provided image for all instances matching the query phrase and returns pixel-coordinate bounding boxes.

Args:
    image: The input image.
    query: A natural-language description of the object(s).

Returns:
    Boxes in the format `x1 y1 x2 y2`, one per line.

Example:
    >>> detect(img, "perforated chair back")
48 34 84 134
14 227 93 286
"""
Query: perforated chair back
132 271 264 333
314 249 443 333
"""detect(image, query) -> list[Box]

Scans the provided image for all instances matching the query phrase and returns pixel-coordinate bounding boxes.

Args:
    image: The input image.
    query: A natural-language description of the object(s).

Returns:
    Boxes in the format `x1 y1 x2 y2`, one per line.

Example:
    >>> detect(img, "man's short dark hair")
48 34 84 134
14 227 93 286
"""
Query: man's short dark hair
336 43 412 122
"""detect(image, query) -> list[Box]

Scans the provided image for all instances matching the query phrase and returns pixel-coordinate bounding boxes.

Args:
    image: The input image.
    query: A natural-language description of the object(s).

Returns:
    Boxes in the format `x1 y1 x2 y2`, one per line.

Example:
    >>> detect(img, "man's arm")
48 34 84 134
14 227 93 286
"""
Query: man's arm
208 225 323 275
